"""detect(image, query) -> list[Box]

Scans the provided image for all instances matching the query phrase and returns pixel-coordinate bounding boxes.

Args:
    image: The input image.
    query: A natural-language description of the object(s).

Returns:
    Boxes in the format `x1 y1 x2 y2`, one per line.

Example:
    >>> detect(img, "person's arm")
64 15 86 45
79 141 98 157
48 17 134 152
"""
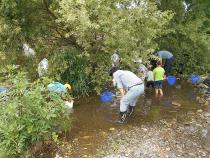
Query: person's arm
114 74 124 101
157 53 163 64
119 88 125 101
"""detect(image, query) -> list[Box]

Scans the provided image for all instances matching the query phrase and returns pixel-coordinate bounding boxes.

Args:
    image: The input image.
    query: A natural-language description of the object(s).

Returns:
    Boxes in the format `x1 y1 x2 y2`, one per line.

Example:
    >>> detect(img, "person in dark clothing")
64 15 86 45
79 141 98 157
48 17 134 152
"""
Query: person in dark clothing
203 70 210 88
156 50 174 76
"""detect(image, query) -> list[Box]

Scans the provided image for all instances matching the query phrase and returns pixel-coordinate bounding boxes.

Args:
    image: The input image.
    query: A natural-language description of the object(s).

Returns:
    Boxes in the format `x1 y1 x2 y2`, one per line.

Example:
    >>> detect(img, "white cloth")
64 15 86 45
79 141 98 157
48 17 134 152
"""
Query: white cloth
111 53 120 66
146 71 154 81
23 43 35 56
38 58 48 77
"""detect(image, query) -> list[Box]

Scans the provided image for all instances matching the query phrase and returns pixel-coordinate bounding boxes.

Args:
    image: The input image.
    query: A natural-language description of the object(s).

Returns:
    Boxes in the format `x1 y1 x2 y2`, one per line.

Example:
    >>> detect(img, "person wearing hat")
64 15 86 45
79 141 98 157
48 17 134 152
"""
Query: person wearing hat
156 50 174 76
48 82 71 93
109 67 144 123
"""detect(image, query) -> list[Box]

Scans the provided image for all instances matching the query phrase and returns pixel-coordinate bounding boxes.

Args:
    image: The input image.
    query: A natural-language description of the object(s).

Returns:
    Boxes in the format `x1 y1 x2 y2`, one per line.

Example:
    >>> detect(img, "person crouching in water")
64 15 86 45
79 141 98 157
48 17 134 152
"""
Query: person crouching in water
109 67 144 124
153 61 165 97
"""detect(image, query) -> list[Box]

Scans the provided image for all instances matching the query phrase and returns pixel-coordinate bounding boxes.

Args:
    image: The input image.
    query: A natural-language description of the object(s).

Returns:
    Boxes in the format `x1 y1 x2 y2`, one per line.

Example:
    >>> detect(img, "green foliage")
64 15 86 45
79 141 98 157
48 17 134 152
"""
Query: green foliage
48 47 92 97
157 0 210 75
5 0 210 95
0 0 174 95
0 66 70 157
56 0 173 59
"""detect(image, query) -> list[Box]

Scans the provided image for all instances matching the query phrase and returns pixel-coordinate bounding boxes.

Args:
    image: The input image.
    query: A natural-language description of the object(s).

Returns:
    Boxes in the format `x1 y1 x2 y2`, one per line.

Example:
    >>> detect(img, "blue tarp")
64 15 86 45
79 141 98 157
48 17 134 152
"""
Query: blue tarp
47 82 66 93
0 87 9 94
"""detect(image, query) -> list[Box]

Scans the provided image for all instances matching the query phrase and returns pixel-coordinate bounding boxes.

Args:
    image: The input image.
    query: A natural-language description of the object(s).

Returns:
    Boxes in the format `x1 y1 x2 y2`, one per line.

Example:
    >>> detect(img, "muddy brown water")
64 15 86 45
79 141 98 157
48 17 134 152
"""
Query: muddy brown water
43 81 201 158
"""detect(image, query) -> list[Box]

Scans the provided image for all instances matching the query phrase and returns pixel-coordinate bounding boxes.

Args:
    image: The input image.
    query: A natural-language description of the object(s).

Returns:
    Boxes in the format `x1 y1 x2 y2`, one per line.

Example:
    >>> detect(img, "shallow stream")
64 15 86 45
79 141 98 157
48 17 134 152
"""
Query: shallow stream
44 81 203 157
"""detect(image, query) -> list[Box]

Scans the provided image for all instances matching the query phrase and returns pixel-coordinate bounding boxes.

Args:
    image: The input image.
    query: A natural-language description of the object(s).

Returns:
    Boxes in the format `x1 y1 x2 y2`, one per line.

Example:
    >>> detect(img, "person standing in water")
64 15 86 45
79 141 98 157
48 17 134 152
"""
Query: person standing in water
156 50 174 76
146 65 154 88
109 67 144 124
153 61 165 97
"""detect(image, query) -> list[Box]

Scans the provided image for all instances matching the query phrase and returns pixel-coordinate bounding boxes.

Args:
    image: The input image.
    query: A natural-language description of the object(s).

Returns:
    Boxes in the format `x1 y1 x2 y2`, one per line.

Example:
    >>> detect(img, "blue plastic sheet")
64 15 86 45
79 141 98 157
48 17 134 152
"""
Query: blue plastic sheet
0 87 9 94
47 82 66 93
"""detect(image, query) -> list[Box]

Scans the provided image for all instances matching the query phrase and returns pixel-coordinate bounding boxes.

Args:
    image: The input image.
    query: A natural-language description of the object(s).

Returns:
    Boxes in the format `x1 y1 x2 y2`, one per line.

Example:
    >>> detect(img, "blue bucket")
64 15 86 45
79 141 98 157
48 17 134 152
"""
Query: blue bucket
166 76 176 86
100 91 113 103
190 75 200 84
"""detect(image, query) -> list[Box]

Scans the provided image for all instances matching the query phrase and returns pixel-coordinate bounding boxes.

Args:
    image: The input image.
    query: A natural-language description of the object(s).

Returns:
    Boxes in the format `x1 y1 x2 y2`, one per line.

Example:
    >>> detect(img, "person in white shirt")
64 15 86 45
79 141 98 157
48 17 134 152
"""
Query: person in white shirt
109 67 144 124
146 66 154 88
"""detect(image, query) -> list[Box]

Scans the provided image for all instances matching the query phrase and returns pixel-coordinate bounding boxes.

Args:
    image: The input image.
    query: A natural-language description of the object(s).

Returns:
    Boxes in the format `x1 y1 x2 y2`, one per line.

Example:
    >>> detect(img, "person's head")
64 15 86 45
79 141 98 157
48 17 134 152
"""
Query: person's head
108 67 119 76
156 60 162 67
147 65 152 70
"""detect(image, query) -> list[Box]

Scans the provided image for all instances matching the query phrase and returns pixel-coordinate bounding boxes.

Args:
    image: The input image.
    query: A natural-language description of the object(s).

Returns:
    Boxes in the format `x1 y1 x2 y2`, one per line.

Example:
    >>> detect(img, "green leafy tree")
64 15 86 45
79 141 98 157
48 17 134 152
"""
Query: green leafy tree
0 0 173 94
156 0 210 75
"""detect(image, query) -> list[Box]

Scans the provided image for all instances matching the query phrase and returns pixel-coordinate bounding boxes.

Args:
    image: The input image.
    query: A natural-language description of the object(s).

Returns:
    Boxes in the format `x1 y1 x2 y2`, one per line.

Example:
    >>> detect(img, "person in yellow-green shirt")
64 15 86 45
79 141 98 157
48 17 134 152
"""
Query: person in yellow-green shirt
153 61 165 96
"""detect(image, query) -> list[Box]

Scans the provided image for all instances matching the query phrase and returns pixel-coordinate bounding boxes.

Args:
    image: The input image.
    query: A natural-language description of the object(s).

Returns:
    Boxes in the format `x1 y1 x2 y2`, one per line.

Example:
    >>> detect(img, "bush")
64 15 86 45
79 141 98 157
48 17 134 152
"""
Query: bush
0 67 70 157
49 48 92 97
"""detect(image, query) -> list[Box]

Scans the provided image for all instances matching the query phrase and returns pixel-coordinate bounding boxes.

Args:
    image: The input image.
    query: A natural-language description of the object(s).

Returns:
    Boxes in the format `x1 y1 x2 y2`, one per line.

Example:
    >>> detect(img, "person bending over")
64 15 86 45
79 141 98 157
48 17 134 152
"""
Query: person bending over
109 67 144 124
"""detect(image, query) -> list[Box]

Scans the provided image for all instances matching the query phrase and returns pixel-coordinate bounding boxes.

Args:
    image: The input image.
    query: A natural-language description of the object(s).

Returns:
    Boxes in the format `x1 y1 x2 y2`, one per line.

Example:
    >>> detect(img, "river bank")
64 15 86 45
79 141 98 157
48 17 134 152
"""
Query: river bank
94 109 210 158
32 81 210 158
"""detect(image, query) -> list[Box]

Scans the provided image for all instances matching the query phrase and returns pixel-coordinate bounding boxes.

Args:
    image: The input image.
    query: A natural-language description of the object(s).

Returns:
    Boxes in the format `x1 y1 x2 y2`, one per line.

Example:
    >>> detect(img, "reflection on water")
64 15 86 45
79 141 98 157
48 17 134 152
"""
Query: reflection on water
94 81 197 124
44 81 200 157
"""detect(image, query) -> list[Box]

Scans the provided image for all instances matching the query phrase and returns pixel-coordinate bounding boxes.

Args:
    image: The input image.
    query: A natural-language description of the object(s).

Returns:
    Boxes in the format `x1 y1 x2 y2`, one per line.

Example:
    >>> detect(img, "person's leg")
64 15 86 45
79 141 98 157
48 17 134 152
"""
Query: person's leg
159 80 163 96
148 81 153 88
119 88 137 123
118 97 129 123
146 81 150 88
154 81 159 96
151 81 154 88
165 57 174 76
164 59 170 76
168 57 174 74
128 84 145 116
159 88 163 96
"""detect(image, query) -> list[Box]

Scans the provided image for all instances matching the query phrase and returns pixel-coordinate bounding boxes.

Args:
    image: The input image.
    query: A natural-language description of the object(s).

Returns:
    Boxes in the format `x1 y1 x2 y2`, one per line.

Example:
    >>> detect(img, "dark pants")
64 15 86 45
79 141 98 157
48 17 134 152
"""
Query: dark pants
203 79 210 88
146 81 154 88
154 80 163 89
164 56 174 76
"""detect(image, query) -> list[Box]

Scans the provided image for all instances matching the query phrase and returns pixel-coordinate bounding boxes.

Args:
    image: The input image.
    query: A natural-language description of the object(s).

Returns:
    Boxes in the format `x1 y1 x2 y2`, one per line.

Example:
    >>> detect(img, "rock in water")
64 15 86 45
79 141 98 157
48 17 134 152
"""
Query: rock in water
197 109 203 113
175 85 181 89
207 118 210 125
172 101 181 107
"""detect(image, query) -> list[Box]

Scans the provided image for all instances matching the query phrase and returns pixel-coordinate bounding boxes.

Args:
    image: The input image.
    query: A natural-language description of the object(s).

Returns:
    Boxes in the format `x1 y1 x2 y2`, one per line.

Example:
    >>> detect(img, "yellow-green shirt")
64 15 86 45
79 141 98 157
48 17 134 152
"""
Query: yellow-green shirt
153 67 165 81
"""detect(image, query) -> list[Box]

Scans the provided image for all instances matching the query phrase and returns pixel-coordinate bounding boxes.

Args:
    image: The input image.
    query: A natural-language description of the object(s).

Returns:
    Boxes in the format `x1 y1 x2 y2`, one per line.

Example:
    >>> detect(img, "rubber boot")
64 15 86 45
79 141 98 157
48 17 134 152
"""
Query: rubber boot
127 105 135 117
117 112 127 124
